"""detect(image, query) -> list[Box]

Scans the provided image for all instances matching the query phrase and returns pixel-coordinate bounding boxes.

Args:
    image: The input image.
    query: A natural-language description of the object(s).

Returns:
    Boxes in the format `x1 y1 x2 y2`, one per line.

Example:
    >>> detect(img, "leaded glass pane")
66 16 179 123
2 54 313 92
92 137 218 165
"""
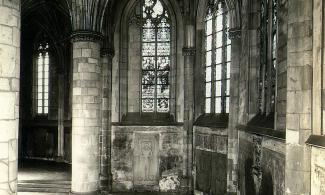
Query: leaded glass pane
157 27 170 41
44 107 48 114
227 45 231 61
157 42 170 55
206 35 212 51
157 57 170 70
142 43 156 56
206 19 213 35
143 57 155 70
215 65 222 80
205 98 211 113
206 51 212 66
44 53 49 65
206 66 212 82
157 71 169 85
157 85 169 98
38 64 42 73
215 48 222 64
142 71 155 84
226 62 231 78
38 107 42 113
157 98 169 112
206 82 212 97
142 85 155 98
215 81 222 96
143 28 155 42
226 79 230 95
216 32 223 47
38 100 42 106
215 97 222 113
216 15 223 32
142 99 154 112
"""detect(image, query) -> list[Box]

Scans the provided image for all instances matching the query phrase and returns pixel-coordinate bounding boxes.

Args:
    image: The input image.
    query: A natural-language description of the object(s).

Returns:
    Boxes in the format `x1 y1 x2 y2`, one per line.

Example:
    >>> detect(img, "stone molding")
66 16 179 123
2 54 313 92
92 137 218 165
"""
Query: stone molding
182 47 196 56
228 28 241 40
71 30 103 43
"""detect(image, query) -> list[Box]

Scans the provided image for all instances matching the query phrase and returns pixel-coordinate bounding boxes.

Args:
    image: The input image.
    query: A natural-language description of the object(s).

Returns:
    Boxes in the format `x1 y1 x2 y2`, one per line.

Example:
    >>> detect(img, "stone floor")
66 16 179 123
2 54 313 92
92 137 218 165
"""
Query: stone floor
17 160 183 195
18 159 71 181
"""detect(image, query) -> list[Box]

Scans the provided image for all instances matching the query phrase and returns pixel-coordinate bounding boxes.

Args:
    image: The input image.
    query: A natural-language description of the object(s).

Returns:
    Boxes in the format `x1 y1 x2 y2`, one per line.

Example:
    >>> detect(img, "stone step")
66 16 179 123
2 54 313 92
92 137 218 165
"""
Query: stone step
18 180 71 193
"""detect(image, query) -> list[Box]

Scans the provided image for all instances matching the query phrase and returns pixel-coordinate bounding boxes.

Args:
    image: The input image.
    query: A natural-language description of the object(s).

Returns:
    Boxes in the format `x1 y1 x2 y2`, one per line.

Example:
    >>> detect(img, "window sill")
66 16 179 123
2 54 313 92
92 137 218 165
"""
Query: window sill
237 124 285 140
116 112 182 126
306 135 325 149
194 113 229 128
236 113 285 140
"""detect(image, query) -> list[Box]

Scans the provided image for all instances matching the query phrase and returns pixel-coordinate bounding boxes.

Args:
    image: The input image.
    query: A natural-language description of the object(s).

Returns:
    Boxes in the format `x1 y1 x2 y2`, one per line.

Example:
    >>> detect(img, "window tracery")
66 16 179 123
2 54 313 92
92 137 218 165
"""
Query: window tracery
36 42 50 115
204 0 231 114
258 0 277 114
140 0 171 113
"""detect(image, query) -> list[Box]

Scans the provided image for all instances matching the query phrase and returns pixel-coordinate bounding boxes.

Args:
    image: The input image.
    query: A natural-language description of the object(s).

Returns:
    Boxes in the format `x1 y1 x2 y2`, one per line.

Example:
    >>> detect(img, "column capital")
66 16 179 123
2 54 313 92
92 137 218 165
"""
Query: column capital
182 47 196 56
100 48 115 58
71 30 103 43
228 28 241 40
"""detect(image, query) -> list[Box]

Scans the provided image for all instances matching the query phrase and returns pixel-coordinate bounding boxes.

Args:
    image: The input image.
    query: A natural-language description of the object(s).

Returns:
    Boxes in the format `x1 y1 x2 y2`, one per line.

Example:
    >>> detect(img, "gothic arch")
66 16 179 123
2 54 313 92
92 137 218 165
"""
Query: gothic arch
111 0 185 122
196 0 241 31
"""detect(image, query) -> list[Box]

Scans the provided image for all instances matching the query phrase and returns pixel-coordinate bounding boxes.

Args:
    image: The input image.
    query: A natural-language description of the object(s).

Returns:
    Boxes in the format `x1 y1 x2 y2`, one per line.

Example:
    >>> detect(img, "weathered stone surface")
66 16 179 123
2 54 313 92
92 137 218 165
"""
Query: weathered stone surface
0 1 20 195
111 126 184 192
71 40 101 194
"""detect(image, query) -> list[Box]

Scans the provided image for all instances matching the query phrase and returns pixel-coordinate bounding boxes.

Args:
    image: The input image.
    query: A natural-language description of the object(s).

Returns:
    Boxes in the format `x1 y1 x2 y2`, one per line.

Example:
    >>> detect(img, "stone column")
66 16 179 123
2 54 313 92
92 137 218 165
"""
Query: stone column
285 0 312 194
183 24 195 193
99 49 113 192
71 33 102 194
0 1 20 195
227 28 241 195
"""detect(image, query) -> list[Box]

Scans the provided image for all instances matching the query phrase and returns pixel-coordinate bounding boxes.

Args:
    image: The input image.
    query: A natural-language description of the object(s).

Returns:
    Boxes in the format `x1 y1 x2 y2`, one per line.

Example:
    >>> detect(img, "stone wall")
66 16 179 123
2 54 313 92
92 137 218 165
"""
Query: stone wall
111 125 184 192
0 0 20 194
311 146 325 195
238 130 285 195
193 126 228 195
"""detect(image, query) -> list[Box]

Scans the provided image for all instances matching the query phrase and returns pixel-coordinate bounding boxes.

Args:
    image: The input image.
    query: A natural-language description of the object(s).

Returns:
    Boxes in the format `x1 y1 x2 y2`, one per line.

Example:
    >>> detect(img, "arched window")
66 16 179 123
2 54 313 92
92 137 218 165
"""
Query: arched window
36 42 50 114
258 0 277 114
140 0 171 113
204 0 231 114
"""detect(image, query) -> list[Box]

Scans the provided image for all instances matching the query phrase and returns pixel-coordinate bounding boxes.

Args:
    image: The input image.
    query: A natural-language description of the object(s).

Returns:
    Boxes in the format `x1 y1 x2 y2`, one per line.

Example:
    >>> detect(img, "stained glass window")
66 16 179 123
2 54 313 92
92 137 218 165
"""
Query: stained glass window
36 43 50 115
258 0 277 114
204 0 231 114
141 0 171 113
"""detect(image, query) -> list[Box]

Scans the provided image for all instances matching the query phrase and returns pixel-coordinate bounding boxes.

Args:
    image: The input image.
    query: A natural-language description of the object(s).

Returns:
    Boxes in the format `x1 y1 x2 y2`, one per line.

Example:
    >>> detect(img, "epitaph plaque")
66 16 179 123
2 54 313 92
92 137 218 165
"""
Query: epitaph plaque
133 133 159 187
